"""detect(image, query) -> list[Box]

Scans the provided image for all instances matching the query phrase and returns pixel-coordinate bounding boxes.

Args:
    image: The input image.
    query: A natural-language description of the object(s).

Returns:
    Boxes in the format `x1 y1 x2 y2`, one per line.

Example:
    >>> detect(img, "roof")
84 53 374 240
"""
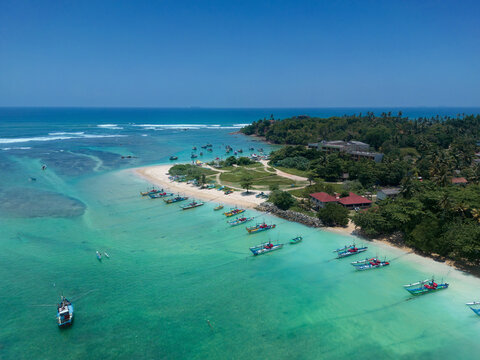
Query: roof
378 188 401 195
338 192 372 205
310 192 337 203
451 177 468 184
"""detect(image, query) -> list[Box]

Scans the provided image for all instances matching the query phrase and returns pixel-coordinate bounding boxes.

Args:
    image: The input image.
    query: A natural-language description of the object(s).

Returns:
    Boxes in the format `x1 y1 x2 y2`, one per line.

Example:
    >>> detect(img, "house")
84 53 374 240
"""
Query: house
337 192 372 210
310 191 372 210
377 187 401 201
451 177 468 185
310 192 338 209
307 140 384 162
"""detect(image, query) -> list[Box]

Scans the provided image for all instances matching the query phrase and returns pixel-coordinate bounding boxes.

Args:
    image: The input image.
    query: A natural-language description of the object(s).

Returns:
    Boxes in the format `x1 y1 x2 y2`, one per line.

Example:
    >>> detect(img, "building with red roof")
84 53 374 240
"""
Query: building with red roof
451 177 468 185
310 192 338 209
337 192 372 209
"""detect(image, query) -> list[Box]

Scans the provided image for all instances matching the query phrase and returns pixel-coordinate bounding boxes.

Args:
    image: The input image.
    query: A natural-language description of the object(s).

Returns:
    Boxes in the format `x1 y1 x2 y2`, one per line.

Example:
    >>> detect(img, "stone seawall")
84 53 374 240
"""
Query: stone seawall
255 202 323 228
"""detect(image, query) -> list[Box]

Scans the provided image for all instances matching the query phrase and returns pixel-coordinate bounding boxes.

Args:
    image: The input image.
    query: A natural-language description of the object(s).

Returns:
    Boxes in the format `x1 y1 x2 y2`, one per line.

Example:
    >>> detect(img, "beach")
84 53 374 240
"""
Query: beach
134 164 266 208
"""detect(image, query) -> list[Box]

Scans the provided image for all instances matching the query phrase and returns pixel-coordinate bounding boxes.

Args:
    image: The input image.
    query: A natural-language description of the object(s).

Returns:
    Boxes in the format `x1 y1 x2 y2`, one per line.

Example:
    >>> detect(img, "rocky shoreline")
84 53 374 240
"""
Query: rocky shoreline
255 202 323 227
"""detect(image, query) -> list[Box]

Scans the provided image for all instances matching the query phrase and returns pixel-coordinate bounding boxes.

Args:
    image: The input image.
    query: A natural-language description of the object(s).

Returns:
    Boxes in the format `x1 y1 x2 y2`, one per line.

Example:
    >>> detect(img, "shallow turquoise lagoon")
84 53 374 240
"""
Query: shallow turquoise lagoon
1 108 480 359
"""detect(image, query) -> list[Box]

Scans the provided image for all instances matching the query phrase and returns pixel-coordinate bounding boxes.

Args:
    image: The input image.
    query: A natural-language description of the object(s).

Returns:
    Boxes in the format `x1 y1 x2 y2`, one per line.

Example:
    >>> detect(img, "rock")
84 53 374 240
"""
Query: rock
255 202 323 228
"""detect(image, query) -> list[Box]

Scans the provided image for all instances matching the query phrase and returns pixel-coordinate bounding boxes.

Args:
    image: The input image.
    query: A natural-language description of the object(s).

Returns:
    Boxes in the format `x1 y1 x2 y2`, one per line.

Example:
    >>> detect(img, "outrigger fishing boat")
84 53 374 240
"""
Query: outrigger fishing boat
290 236 303 244
336 245 368 258
352 258 390 271
181 200 204 210
228 216 254 226
96 251 102 261
149 192 174 199
246 222 276 234
164 195 188 204
224 208 245 217
191 153 198 158
332 244 355 253
249 242 283 256
214 204 224 211
169 156 178 160
57 296 74 327
404 278 449 295
466 302 480 316
140 188 163 196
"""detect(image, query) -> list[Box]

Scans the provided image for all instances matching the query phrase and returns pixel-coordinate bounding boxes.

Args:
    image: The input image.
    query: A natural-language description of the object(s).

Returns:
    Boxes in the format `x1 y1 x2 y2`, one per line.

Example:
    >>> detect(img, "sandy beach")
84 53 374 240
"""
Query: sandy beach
134 164 266 208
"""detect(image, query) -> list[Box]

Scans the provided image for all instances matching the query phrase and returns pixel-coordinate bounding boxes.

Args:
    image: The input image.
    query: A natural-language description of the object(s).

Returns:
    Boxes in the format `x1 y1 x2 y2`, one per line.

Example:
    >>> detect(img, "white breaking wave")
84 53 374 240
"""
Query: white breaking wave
132 123 242 130
0 133 126 144
233 123 251 127
1 146 32 151
48 132 85 136
97 124 123 130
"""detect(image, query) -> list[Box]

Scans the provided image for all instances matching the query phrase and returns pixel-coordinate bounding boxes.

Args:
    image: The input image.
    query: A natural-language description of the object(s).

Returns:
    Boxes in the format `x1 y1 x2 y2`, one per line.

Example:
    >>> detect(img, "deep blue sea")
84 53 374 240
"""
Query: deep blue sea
1 107 480 360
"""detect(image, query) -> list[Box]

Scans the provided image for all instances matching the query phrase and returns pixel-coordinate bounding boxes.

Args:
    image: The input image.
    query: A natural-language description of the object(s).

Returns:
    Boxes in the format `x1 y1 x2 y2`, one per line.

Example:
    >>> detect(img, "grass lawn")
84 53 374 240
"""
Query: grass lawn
219 166 308 190
274 166 309 178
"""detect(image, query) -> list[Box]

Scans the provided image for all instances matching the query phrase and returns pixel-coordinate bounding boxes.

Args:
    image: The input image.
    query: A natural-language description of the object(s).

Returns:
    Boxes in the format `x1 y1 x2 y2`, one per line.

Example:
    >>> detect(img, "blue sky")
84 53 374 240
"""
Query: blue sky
0 0 479 107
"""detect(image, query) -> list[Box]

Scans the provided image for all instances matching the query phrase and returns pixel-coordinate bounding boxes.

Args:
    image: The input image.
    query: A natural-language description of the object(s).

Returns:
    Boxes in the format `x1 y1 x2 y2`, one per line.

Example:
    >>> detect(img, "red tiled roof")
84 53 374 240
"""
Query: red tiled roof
310 192 337 203
338 192 372 205
451 177 468 184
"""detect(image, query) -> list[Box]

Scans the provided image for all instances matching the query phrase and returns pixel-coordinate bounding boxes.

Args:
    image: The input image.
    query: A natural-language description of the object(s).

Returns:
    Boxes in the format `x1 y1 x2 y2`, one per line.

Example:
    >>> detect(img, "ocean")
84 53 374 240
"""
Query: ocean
1 107 480 359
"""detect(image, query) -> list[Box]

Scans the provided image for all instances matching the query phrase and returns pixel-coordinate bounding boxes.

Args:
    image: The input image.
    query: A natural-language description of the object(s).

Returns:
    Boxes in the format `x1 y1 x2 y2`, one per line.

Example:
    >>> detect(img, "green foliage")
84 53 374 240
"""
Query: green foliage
352 183 480 263
240 174 254 193
269 190 296 210
318 203 349 227
169 164 216 180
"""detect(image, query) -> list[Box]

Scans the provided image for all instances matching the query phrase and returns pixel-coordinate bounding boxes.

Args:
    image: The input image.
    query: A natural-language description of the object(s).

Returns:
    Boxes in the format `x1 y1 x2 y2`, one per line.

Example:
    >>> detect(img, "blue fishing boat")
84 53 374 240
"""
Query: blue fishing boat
228 216 254 226
169 156 178 160
466 302 480 316
149 192 174 199
246 222 276 234
181 200 204 210
332 244 355 253
352 258 389 271
164 195 188 204
404 278 449 295
290 236 303 244
336 246 368 258
56 296 74 327
140 188 163 196
249 242 283 256
96 251 102 261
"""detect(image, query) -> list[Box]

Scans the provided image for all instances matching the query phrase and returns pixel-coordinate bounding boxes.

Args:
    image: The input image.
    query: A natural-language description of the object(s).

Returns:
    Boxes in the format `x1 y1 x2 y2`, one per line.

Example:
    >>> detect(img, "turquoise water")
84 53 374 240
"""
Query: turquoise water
1 108 480 359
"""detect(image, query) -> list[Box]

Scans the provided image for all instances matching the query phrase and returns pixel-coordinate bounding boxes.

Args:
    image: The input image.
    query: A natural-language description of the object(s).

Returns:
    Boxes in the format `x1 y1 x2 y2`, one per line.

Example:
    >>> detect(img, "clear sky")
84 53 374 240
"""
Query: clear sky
0 0 479 107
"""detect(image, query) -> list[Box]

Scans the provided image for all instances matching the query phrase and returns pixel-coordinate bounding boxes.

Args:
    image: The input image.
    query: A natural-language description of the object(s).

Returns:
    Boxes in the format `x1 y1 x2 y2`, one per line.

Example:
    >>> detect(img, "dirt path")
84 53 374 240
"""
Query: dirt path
259 160 308 181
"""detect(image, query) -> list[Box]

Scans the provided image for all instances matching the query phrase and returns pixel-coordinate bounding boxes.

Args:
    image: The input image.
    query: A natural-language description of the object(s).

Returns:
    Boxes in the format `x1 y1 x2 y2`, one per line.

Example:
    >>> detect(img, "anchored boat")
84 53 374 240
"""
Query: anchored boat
246 222 276 234
333 244 356 253
290 236 303 244
181 201 204 210
404 278 449 295
140 188 163 196
352 258 390 271
228 216 254 226
224 208 245 217
466 302 480 316
169 156 178 160
57 296 74 327
96 251 102 261
337 246 368 258
214 204 224 211
149 192 174 199
164 195 188 204
250 242 283 256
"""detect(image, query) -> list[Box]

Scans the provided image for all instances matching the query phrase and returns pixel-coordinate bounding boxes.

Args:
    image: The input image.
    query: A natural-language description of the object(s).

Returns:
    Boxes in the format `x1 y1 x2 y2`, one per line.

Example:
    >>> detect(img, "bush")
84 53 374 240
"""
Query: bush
269 190 296 210
318 203 349 227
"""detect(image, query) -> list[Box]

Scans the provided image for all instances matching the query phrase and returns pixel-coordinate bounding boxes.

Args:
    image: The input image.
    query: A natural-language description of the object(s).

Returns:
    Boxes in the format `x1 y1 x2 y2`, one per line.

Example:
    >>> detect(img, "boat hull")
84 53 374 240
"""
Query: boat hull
250 243 284 256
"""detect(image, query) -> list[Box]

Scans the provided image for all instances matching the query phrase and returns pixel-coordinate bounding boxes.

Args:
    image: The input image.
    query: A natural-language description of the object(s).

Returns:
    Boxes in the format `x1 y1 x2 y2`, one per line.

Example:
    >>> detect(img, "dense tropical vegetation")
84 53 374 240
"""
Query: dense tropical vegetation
242 112 480 264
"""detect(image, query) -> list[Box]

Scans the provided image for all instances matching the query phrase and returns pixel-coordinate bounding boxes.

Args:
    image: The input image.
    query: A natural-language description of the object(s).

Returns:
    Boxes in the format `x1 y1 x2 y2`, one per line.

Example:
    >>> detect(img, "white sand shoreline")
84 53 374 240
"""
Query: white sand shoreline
134 164 265 209
132 163 480 285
